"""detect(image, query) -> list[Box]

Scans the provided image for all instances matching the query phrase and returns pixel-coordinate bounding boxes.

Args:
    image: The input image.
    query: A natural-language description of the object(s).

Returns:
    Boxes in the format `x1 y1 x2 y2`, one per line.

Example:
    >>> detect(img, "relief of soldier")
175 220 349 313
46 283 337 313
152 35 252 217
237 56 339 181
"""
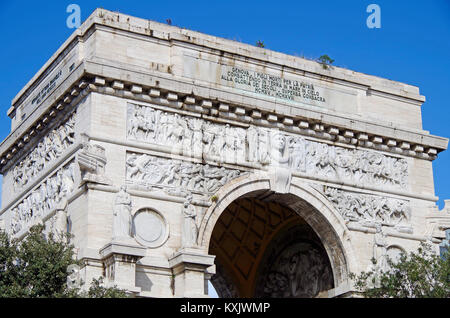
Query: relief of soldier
12 114 75 191
10 162 76 235
127 104 407 191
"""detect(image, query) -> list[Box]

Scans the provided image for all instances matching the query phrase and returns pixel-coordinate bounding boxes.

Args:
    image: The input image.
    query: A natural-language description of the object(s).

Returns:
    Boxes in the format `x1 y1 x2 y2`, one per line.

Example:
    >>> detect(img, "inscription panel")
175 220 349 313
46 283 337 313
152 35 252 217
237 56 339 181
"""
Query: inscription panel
220 66 326 104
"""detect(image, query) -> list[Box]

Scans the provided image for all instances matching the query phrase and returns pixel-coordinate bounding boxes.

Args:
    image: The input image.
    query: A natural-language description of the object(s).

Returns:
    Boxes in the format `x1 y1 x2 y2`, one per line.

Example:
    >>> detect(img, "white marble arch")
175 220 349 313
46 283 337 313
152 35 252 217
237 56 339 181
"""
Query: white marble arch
197 172 358 291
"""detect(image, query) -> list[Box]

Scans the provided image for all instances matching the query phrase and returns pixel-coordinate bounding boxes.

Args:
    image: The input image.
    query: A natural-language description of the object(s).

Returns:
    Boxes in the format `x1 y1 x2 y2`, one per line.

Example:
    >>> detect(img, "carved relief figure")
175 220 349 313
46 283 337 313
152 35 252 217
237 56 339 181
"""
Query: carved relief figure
269 131 289 167
246 125 259 162
10 161 76 236
113 185 132 240
267 131 292 193
372 224 388 272
258 242 333 298
181 193 198 248
126 153 242 196
321 186 411 230
289 136 306 172
12 114 76 191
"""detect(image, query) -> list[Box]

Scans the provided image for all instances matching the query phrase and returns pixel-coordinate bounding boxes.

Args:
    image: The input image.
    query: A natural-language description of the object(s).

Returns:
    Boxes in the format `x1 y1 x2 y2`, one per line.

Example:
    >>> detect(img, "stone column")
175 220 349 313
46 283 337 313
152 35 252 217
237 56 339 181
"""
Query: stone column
99 240 146 294
168 247 215 298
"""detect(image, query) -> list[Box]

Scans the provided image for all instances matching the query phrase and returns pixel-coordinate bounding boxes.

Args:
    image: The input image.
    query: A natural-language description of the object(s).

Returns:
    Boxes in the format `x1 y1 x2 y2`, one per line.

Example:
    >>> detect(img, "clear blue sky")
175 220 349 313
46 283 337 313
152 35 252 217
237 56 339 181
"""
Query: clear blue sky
1 0 448 207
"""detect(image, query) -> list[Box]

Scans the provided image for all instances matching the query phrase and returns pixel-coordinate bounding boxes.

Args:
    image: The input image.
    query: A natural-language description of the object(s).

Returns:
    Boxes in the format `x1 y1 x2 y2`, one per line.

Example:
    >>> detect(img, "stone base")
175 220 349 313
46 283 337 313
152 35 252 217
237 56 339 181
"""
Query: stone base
169 248 216 298
100 239 146 259
99 239 146 294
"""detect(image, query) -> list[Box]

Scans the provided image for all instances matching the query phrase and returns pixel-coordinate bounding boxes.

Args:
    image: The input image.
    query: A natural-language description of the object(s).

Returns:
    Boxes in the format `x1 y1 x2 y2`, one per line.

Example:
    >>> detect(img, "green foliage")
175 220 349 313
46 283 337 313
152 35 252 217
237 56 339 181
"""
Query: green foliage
350 243 450 298
0 225 128 298
256 40 265 48
82 277 128 298
317 54 335 69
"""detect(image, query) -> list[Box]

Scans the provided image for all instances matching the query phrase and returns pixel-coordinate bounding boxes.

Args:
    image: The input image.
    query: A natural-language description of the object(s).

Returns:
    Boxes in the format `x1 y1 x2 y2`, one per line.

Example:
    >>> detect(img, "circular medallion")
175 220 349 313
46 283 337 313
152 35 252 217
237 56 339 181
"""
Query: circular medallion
132 208 168 248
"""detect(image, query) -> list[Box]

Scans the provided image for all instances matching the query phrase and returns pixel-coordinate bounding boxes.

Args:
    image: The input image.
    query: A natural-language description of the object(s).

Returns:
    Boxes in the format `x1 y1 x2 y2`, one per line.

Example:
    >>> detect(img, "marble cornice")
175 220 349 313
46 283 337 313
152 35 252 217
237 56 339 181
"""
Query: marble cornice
0 63 447 173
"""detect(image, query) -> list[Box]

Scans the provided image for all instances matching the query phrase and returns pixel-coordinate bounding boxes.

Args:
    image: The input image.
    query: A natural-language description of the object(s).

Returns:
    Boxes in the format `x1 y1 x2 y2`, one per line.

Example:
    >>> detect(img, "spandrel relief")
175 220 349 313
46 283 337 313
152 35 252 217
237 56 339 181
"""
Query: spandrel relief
12 114 76 192
319 186 412 231
127 103 408 191
10 161 77 236
126 152 242 195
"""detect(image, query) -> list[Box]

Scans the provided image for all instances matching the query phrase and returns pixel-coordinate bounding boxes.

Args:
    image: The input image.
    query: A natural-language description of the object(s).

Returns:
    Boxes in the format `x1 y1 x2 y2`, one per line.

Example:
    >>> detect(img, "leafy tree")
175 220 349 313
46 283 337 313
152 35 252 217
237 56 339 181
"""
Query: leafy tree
0 225 128 298
317 54 334 69
83 277 128 298
350 242 450 298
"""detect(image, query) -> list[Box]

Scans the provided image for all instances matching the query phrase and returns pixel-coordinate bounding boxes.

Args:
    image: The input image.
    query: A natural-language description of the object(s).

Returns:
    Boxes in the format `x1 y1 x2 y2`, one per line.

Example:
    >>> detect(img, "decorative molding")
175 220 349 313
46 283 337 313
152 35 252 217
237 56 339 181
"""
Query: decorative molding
0 72 443 172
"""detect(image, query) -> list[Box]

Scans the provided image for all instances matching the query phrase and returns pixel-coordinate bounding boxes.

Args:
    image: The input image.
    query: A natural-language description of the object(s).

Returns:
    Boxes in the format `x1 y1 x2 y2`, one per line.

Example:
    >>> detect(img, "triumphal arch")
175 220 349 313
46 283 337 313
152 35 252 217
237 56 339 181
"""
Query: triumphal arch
1 9 450 298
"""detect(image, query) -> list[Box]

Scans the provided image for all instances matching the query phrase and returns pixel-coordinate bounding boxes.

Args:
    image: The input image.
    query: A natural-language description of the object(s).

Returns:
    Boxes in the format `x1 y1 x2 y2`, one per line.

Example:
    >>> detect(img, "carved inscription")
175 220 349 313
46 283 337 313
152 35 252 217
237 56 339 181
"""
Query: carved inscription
13 114 76 191
31 70 63 106
10 161 76 236
127 103 408 191
221 66 326 103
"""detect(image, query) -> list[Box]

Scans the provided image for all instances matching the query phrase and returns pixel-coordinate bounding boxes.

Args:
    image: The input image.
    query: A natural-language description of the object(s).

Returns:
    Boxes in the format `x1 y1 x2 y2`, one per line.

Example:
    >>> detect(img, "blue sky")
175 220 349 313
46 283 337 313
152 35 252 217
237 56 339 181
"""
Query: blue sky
0 0 449 298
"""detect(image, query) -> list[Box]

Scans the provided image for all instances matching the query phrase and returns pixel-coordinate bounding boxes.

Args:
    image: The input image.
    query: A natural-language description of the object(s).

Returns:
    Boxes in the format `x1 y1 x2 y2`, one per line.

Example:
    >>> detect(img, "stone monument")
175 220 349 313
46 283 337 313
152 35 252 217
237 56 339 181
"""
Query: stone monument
0 8 449 297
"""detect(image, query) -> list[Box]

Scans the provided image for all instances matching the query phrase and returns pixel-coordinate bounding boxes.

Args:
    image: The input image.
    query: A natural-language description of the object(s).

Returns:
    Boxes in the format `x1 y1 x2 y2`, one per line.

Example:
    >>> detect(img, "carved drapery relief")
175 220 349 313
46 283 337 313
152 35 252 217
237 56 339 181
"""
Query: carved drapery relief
10 161 76 236
12 114 75 191
127 104 246 163
127 103 408 191
113 185 133 240
181 193 198 248
126 152 242 195
320 186 412 231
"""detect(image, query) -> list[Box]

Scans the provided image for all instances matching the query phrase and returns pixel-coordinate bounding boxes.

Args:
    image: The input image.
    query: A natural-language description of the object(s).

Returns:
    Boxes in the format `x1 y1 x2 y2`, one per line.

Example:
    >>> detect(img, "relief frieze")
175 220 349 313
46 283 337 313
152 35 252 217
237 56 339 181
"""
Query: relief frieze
10 161 76 236
12 114 75 192
127 103 408 192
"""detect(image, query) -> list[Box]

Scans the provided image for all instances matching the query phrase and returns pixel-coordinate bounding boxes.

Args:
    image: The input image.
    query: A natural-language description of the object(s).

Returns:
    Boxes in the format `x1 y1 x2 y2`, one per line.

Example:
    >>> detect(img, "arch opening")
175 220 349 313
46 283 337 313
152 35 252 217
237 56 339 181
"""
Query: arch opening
208 191 336 298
